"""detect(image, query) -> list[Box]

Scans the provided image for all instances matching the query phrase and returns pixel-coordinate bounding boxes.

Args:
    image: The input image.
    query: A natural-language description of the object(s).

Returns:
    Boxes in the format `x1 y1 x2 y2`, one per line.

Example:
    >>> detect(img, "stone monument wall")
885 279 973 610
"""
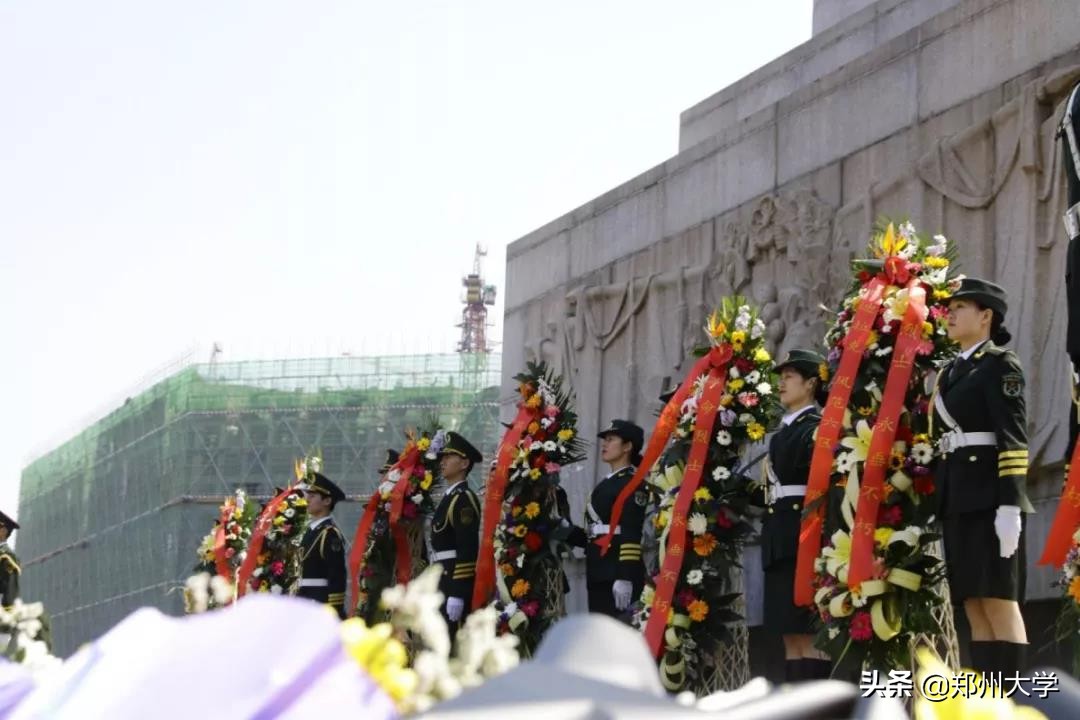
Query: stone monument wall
502 0 1080 612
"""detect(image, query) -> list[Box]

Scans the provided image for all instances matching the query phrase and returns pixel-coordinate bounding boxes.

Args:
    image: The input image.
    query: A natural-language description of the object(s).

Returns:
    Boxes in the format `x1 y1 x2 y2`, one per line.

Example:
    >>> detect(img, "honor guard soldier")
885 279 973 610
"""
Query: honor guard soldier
933 278 1034 677
761 349 831 682
0 510 19 607
298 473 348 619
567 419 647 618
431 431 483 631
1059 83 1080 478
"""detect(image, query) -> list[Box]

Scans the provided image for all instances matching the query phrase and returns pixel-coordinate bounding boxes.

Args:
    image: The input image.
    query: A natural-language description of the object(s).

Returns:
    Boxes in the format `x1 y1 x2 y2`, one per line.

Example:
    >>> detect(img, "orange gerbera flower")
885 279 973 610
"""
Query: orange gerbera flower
693 533 718 557
526 393 543 409
500 563 515 577
1069 576 1080 605
688 599 709 622
511 579 531 599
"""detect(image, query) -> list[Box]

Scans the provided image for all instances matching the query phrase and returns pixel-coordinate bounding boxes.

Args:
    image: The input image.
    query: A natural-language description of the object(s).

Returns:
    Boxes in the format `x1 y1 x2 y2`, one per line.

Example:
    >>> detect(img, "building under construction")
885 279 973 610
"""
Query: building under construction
17 352 502 655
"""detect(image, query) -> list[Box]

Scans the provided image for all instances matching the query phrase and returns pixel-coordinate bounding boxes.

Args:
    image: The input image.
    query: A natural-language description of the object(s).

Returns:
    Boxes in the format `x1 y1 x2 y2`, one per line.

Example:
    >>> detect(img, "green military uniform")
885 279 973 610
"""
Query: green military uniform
431 431 483 628
565 419 647 618
580 464 647 614
0 542 19 607
761 405 821 633
298 473 347 618
932 279 1034 605
0 510 19 607
430 480 481 608
933 340 1033 600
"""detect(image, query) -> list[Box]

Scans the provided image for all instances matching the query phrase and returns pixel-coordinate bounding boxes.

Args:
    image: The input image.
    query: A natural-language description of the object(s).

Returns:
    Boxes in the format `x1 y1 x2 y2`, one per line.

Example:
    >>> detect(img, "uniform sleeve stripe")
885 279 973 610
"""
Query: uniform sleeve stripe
998 461 1028 470
1000 468 1029 477
620 543 641 550
998 450 1028 459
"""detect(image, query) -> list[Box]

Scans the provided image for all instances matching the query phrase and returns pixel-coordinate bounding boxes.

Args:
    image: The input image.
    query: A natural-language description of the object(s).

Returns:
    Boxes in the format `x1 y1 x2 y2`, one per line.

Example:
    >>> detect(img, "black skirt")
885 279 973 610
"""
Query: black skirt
943 509 1026 603
763 558 817 634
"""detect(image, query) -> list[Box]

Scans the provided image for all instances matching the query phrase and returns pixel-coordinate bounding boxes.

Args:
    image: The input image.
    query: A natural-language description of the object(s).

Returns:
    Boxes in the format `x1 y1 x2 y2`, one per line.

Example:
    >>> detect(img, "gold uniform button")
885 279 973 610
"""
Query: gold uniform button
969 455 977 462
792 503 799 511
768 508 774 514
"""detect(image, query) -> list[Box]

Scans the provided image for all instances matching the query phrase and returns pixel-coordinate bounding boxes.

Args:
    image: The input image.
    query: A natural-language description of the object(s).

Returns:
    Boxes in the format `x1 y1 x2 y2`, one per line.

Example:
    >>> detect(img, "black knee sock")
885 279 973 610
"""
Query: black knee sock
969 640 996 673
801 658 833 680
996 641 1027 678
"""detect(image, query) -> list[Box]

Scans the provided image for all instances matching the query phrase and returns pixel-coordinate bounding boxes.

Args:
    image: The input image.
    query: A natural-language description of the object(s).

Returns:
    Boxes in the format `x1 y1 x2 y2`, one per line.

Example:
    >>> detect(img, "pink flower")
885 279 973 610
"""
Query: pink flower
544 405 559 418
224 547 236 558
736 392 759 407
402 502 418 519
282 524 293 534
521 600 540 617
270 560 285 576
544 462 561 474
850 611 873 642
676 589 696 608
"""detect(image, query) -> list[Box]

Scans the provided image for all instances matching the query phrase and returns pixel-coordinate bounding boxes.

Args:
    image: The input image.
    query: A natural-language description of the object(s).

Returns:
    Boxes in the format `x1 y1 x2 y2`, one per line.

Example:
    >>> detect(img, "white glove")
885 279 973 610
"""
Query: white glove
446 596 464 622
994 505 1022 559
613 579 633 611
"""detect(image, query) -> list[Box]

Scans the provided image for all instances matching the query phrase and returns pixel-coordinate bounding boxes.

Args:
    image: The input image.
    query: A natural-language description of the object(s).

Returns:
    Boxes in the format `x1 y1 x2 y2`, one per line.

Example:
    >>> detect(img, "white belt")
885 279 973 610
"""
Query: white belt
1065 201 1080 240
938 431 996 456
773 485 807 499
589 524 620 538
298 579 328 588
431 550 457 561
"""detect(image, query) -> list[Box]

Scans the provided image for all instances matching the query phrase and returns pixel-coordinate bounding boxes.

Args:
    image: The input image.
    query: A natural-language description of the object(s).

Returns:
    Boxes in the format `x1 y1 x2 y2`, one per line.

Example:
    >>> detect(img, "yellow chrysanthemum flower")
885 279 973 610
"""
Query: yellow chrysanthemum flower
694 487 712 502
513 524 528 538
727 378 745 393
730 330 747 352
511 579 531 598
416 437 431 452
754 348 771 363
524 502 540 519
341 619 418 704
528 468 542 480
557 428 574 442
924 256 949 269
874 527 895 548
420 471 433 490
747 423 765 441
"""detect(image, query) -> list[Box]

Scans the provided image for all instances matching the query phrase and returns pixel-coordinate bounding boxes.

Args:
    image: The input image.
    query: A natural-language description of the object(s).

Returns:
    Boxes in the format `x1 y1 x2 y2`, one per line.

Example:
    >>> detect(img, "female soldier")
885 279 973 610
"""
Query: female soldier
934 277 1033 678
762 349 831 682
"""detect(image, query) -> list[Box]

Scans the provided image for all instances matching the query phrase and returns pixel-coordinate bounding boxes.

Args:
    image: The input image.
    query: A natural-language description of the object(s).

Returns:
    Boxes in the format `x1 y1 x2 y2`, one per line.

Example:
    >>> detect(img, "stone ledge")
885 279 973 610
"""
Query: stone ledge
679 0 962 151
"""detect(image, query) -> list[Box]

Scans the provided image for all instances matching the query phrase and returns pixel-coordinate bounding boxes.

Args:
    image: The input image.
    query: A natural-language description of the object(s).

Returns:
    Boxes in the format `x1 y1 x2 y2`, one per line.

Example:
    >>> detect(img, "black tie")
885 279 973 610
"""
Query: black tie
948 357 970 386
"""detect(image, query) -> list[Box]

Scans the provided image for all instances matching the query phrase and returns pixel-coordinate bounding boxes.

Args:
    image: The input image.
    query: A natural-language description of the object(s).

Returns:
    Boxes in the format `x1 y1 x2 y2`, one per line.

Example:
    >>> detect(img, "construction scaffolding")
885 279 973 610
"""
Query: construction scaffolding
17 353 502 656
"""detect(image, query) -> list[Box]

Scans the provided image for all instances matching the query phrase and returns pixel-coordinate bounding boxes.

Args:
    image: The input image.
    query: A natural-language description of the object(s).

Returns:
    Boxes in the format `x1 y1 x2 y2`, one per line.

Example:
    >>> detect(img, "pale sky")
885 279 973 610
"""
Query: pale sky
0 1 812 528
